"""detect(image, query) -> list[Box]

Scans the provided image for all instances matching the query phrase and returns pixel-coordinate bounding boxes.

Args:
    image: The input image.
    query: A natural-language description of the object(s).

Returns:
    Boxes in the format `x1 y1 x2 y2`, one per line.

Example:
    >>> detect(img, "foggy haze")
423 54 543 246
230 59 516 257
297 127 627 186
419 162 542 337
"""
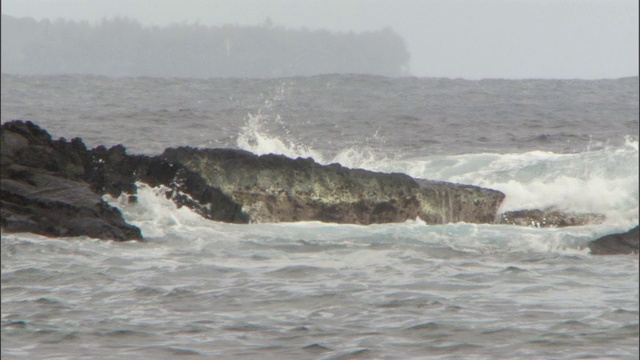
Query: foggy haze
1 0 638 79
1 15 410 77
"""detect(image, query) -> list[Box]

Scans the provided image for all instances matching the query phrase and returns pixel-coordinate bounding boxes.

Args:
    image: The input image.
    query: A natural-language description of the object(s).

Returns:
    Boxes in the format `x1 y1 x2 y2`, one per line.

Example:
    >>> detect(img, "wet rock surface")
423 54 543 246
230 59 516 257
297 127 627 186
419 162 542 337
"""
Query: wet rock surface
160 147 505 224
499 208 606 228
588 226 639 255
85 144 247 223
7 120 621 244
1 121 141 240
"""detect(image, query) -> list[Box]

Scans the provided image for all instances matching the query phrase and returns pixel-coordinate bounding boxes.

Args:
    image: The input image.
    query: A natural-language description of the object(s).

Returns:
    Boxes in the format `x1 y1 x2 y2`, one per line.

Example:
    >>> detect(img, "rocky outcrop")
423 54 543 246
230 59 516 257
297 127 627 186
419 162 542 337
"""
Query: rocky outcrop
1 121 142 240
588 226 639 255
84 145 247 223
160 147 505 224
499 208 605 228
4 120 633 257
1 121 248 239
1 120 506 240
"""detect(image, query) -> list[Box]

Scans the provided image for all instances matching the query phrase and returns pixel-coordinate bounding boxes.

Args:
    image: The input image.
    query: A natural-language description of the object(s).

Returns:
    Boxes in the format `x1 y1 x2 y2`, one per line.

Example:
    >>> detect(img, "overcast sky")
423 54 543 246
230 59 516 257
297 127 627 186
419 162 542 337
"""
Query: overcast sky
2 0 638 79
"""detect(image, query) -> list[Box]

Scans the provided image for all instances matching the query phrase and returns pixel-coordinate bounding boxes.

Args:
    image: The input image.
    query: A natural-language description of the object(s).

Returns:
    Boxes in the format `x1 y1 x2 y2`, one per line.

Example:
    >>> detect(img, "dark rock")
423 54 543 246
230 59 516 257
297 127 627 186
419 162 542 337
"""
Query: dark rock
160 147 505 224
1 121 142 240
85 145 248 223
1 120 248 240
417 179 504 224
1 166 141 240
588 226 639 255
499 208 605 228
1 120 507 240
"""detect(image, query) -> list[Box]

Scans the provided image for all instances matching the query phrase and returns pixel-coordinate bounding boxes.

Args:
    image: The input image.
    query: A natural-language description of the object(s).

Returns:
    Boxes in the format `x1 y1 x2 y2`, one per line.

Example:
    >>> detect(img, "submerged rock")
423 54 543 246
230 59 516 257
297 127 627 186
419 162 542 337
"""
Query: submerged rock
588 226 639 255
499 208 605 228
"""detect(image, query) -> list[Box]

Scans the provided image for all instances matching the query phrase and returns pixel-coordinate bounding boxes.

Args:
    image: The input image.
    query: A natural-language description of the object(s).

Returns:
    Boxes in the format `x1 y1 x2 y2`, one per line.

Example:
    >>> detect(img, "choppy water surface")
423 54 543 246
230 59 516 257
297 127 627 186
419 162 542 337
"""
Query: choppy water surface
1 74 639 359
2 74 638 156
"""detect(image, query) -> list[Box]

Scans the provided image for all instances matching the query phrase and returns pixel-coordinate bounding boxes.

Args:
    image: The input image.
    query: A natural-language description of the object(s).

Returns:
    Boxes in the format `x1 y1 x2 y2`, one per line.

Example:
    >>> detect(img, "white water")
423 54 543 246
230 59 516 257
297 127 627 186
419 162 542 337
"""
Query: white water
2 75 638 359
3 184 637 359
107 183 603 256
236 112 639 226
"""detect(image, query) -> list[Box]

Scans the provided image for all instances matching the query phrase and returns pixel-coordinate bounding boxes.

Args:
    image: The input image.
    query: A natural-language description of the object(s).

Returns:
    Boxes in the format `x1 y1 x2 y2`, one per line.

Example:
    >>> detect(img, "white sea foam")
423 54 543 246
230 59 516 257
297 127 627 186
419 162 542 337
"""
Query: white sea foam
235 115 638 226
104 182 216 239
100 182 623 256
374 144 638 225
5 73 639 360
431 142 639 225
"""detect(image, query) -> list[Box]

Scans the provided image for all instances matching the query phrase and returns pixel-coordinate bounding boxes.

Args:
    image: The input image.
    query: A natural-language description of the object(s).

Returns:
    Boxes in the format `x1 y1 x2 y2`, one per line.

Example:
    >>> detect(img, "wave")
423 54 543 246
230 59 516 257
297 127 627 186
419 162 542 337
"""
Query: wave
393 138 639 224
236 112 324 160
98 184 635 256
234 112 638 225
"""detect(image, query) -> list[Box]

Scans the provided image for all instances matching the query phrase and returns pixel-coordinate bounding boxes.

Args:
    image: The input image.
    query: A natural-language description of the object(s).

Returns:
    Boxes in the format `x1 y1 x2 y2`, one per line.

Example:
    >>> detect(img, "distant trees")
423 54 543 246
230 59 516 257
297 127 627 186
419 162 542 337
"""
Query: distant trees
1 15 411 78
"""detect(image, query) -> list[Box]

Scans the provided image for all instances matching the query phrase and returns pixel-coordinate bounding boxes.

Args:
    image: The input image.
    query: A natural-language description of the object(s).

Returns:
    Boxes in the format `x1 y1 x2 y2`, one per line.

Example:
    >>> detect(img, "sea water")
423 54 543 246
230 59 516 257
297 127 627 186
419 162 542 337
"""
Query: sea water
1 74 638 359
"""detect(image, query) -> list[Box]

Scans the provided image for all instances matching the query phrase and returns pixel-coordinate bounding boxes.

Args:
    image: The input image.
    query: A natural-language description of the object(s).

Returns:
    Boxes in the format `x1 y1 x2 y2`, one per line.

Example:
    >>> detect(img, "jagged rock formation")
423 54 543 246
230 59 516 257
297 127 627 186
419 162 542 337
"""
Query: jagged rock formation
588 226 639 255
85 144 247 223
499 208 606 228
161 147 505 224
1 121 142 240
3 121 633 255
1 121 509 240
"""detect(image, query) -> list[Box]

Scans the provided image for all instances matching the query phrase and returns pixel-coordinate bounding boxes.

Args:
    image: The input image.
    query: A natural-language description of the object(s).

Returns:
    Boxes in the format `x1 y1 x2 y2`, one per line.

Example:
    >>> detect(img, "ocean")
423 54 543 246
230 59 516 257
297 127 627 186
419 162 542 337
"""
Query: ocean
1 74 638 359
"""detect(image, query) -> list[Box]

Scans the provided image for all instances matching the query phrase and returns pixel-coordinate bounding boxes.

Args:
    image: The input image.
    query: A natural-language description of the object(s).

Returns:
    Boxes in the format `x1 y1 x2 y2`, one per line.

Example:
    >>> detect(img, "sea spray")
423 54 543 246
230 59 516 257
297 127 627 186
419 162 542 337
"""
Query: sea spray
236 100 389 169
236 110 638 225
104 182 212 239
236 112 323 160
235 80 326 160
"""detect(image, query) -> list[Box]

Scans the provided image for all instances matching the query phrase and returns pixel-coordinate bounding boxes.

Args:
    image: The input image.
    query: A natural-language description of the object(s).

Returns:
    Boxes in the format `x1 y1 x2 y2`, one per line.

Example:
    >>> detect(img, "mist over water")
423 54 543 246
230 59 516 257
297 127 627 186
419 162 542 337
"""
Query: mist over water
1 15 410 78
1 0 637 79
1 74 638 359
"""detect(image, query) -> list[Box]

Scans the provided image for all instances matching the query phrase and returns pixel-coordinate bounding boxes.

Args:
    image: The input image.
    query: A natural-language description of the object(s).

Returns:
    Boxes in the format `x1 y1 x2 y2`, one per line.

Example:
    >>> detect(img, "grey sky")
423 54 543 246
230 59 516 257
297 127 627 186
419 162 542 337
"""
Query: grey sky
2 0 638 79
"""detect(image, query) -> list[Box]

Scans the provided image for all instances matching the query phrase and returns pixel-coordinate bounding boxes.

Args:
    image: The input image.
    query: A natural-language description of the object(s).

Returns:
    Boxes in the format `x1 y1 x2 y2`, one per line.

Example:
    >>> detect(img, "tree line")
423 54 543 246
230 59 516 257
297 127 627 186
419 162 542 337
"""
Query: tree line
1 15 411 78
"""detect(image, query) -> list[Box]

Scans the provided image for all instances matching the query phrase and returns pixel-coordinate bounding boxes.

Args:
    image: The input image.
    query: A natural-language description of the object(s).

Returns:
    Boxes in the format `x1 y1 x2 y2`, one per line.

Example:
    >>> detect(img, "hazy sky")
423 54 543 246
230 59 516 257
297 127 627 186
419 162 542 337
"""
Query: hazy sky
2 0 638 79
